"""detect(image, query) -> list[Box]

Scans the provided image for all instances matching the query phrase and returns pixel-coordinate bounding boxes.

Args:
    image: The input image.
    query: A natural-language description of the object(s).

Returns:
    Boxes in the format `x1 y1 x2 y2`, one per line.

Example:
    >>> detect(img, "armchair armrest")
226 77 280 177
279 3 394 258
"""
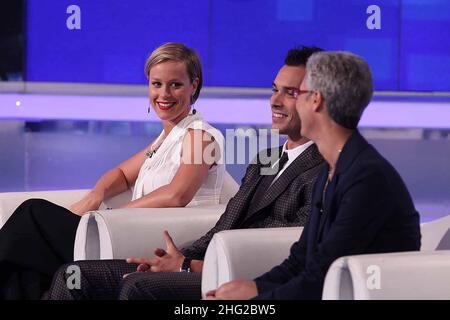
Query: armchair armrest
0 189 132 228
322 250 450 300
74 204 226 261
201 227 302 297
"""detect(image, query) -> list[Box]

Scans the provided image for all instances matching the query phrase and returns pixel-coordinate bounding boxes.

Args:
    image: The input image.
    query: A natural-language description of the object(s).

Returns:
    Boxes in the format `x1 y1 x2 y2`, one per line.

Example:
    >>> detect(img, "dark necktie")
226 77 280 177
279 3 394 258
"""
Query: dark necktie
249 151 289 208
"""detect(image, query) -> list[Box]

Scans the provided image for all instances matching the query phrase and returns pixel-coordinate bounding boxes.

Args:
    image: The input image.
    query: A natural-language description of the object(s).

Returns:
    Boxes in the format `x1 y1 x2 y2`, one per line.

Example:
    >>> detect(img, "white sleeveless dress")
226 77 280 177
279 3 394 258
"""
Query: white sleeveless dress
132 112 225 206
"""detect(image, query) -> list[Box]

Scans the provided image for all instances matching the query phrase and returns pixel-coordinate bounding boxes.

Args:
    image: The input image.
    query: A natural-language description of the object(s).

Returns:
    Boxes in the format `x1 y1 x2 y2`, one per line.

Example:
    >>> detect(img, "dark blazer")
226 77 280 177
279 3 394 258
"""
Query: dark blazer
254 131 421 300
181 143 324 260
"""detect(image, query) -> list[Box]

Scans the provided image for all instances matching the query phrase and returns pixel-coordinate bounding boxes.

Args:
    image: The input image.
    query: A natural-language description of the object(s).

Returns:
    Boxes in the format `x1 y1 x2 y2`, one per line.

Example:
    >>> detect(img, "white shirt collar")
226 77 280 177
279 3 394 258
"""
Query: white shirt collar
268 139 315 186
281 140 314 161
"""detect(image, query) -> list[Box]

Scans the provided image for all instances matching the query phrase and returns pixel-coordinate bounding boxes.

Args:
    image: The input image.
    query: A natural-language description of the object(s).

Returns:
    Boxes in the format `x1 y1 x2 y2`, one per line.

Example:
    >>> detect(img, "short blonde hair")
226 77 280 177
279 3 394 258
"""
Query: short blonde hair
144 42 203 105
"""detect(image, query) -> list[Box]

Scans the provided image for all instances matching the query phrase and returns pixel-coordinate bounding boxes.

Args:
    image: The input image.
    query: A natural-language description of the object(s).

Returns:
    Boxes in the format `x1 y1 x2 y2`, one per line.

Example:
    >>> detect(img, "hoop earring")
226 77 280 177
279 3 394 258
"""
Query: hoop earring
192 108 197 115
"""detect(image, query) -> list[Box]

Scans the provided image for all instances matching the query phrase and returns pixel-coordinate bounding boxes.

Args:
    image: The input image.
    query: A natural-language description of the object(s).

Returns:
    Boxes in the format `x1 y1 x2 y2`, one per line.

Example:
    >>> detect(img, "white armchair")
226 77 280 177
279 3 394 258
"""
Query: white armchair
320 214 450 300
74 205 227 260
322 250 450 300
73 170 239 260
201 214 450 299
201 227 302 297
0 171 240 261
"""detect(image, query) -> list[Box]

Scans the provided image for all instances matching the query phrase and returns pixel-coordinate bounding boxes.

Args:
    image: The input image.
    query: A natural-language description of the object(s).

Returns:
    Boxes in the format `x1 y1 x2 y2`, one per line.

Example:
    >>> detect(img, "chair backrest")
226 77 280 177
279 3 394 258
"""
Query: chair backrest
322 250 450 300
201 227 302 297
219 171 239 204
101 189 133 209
420 214 450 250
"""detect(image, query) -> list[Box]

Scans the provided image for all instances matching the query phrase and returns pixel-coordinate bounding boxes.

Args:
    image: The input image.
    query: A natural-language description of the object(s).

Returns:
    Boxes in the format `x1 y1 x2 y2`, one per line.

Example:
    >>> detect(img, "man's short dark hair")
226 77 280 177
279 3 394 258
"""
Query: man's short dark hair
285 46 324 67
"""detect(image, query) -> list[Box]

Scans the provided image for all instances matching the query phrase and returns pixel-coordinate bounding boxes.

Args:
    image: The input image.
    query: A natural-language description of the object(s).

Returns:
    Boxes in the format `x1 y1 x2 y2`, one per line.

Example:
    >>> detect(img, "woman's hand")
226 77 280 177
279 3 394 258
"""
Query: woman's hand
69 190 104 216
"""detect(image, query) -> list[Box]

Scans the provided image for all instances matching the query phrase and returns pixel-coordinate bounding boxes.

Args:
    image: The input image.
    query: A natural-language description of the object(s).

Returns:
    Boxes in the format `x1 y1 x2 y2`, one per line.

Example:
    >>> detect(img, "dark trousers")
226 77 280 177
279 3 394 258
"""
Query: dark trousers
48 260 202 300
0 199 80 299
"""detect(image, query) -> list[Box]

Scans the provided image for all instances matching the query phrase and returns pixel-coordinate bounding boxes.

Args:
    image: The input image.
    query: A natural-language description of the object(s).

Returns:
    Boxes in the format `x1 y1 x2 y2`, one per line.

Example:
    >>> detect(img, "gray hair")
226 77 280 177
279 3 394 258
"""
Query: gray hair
305 51 373 129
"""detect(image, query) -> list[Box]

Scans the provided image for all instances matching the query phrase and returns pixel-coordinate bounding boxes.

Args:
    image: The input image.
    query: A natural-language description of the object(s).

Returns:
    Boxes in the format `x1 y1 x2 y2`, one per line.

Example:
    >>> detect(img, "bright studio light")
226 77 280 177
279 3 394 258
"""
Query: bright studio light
16 100 21 107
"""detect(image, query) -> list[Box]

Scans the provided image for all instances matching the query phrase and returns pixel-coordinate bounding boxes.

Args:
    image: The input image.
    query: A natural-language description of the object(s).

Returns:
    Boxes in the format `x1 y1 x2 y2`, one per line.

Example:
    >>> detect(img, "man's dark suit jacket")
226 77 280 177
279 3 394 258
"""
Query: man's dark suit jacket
254 131 421 300
181 143 324 260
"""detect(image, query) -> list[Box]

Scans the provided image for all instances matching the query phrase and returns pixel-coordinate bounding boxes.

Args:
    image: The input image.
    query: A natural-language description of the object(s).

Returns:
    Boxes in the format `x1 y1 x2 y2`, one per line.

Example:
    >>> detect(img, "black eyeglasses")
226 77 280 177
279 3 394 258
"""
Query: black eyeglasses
292 89 314 99
272 87 314 99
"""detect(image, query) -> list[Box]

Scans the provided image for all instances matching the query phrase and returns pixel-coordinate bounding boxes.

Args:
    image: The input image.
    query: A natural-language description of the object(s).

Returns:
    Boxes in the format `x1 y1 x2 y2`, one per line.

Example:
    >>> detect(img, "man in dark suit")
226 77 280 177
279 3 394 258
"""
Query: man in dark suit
207 51 421 300
47 46 325 300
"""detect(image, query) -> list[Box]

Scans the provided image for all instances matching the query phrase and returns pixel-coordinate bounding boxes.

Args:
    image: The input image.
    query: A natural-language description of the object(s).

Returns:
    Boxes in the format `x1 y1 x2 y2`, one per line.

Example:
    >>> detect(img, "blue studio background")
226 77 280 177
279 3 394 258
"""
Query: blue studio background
26 0 450 91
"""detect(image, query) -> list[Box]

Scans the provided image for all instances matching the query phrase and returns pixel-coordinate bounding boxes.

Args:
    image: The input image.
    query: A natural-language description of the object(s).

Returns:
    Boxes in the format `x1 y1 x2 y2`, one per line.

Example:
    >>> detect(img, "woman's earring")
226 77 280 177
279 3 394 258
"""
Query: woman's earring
191 94 197 115
147 106 151 114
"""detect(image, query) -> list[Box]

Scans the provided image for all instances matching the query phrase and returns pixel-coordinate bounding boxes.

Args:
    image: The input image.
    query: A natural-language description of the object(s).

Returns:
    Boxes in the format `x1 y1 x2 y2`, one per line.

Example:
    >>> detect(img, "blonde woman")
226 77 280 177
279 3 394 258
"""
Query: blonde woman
0 43 224 299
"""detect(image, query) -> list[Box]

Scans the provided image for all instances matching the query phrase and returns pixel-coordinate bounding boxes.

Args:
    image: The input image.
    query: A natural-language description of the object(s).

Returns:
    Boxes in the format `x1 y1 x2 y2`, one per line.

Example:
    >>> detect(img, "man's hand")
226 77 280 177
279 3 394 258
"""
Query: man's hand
205 280 258 300
126 230 185 276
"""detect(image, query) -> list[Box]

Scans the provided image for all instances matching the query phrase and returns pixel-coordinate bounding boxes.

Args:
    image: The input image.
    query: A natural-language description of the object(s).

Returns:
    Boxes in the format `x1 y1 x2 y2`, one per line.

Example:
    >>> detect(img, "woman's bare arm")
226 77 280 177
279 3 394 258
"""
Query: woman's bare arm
120 129 218 208
70 143 151 215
